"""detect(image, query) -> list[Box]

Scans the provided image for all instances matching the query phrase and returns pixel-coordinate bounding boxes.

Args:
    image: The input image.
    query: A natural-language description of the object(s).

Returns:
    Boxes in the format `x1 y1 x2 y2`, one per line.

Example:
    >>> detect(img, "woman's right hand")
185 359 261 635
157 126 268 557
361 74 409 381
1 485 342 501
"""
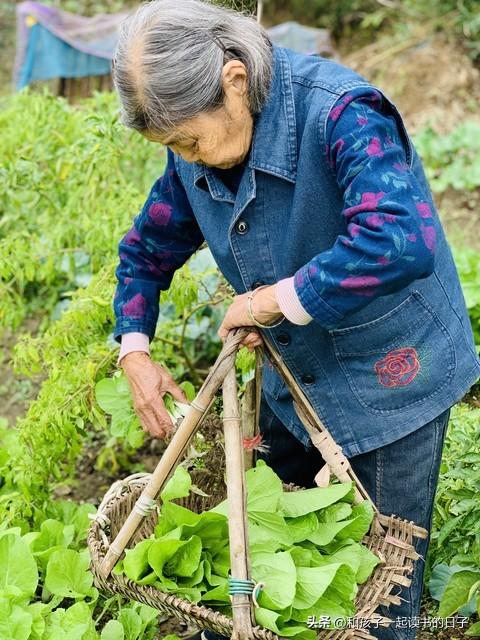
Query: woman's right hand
120 351 188 438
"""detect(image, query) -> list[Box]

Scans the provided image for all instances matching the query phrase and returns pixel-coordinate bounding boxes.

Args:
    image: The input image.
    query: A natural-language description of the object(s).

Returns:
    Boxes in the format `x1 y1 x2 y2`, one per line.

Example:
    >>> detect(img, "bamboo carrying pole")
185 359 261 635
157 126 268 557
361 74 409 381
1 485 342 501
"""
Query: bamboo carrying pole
261 336 381 512
222 366 254 639
100 329 250 578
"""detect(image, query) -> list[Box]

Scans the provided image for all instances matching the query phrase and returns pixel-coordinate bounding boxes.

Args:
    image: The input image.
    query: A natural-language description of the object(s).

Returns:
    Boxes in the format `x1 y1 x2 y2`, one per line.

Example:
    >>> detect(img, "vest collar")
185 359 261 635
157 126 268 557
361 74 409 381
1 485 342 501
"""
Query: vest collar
193 45 297 188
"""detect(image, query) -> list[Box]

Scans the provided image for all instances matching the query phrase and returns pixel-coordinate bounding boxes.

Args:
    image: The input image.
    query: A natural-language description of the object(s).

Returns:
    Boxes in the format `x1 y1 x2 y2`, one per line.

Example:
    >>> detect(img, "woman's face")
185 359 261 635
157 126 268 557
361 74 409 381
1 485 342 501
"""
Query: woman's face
143 60 254 169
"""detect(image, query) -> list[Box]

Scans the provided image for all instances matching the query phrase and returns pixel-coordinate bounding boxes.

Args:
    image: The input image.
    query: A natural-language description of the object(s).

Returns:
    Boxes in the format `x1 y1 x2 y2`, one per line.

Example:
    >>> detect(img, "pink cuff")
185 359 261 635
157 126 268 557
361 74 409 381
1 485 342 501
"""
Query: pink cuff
275 277 313 326
117 332 150 365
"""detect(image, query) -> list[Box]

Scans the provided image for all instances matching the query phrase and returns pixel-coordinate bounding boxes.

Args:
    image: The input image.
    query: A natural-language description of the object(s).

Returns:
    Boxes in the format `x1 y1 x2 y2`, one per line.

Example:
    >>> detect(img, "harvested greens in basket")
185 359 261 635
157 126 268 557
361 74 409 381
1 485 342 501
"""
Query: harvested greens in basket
114 461 381 639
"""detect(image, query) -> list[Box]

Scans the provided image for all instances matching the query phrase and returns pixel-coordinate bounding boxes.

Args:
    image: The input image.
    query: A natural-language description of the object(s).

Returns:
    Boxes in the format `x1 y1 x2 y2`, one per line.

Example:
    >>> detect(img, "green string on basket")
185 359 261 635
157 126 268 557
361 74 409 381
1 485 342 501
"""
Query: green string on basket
228 578 264 607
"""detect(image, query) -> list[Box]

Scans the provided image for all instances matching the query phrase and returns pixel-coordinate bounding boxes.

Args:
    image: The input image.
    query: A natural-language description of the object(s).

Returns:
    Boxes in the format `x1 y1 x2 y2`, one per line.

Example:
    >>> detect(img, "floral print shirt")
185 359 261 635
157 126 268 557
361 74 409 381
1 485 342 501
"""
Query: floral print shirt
114 87 436 341
291 86 436 325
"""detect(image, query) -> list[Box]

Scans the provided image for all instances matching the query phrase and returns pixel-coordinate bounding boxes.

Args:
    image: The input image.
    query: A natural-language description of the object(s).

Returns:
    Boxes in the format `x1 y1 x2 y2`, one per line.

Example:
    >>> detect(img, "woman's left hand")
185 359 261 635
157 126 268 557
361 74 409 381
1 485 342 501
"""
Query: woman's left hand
218 285 284 350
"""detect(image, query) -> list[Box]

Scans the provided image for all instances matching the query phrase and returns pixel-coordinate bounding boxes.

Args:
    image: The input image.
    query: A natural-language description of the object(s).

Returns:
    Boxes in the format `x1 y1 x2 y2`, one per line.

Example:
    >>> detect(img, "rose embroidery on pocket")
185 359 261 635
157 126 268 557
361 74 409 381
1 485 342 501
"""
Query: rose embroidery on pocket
374 347 420 388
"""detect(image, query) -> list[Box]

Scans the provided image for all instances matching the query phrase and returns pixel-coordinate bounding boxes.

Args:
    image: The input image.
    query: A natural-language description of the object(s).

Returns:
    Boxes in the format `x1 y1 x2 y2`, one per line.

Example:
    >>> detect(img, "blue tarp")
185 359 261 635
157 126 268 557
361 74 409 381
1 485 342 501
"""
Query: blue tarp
18 23 111 88
15 1 126 89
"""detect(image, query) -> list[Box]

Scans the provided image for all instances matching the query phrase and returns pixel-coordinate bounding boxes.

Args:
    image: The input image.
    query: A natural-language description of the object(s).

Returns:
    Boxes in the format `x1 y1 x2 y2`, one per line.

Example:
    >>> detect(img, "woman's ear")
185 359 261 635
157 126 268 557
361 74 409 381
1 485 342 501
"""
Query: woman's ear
221 60 248 97
221 60 250 120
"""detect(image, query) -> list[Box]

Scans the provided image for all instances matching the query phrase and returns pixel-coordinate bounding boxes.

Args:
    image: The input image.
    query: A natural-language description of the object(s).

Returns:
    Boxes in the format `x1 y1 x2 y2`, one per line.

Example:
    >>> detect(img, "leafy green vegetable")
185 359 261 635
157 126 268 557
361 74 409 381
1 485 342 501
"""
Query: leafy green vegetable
0 534 38 599
294 563 356 609
212 459 283 515
285 513 319 543
117 609 143 640
281 482 354 517
438 569 480 617
254 607 316 640
95 373 144 447
44 601 97 640
44 549 95 600
251 551 297 610
150 534 203 580
160 466 192 503
0 600 33 640
163 380 197 426
119 461 378 638
25 519 75 570
101 620 125 640
330 542 381 584
122 540 156 585
248 511 293 549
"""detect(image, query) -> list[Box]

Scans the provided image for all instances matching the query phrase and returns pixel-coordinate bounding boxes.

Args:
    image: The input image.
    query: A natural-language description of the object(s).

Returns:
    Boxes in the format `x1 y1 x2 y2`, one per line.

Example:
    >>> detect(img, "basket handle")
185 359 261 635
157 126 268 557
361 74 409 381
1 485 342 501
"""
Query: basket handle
261 335 380 513
99 328 250 578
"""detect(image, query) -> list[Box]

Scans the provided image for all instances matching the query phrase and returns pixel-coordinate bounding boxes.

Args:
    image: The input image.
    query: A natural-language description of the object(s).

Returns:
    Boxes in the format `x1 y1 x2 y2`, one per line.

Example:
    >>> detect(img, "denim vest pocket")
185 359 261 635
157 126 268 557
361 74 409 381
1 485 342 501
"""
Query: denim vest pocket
328 290 456 414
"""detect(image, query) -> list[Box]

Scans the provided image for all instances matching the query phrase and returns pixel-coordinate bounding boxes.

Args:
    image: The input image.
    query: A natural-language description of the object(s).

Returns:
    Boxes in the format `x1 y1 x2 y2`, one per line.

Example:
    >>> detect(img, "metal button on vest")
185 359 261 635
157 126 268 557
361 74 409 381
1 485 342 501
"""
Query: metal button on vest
277 332 291 346
235 220 249 234
301 374 315 385
252 281 264 289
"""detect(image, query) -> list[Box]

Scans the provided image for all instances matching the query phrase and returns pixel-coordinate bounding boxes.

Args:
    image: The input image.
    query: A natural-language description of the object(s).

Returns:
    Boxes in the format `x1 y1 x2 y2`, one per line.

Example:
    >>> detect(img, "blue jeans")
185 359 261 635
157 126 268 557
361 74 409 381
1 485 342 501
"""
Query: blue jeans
204 395 451 640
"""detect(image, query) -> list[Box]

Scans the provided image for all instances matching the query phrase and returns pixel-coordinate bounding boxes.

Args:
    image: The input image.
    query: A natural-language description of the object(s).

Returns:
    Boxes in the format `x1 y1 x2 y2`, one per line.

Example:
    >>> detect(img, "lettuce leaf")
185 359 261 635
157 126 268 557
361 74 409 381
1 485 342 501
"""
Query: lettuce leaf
254 607 316 640
251 551 297 611
294 563 357 610
281 483 355 518
0 534 38 600
160 466 192 503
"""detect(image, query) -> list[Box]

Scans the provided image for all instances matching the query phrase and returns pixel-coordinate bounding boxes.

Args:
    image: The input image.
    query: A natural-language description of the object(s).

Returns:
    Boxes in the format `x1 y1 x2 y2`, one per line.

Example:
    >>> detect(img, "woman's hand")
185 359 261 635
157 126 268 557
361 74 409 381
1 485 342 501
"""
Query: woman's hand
120 352 188 438
218 284 284 349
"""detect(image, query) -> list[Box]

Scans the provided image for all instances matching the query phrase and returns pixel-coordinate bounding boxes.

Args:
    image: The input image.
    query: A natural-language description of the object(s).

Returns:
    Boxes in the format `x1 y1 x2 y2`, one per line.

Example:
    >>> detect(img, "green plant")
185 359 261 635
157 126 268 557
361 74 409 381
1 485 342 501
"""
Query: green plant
452 247 480 347
0 90 160 334
413 121 480 193
428 562 480 636
402 0 480 60
429 562 478 619
95 371 196 446
264 0 381 39
423 402 480 634
428 404 480 577
0 514 161 640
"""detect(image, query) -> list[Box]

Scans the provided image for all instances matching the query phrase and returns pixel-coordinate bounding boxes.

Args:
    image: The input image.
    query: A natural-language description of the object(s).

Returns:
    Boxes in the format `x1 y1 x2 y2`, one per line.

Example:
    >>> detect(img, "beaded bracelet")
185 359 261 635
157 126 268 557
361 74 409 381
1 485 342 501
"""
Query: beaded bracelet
247 284 285 329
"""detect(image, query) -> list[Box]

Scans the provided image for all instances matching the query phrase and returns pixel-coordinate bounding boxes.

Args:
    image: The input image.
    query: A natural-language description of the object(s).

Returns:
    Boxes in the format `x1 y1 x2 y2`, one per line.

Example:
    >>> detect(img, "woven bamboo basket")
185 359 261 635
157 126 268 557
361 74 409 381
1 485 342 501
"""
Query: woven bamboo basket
88 330 429 640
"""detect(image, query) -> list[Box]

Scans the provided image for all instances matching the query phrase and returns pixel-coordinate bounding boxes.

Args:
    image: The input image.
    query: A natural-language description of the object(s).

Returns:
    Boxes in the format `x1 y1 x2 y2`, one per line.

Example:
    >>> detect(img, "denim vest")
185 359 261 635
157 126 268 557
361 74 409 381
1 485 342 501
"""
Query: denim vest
174 46 480 457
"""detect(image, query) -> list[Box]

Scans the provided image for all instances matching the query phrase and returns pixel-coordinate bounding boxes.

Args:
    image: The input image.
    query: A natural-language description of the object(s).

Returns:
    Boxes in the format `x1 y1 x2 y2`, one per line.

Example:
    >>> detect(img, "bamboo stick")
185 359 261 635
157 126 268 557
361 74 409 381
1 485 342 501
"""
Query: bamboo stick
100 329 249 578
293 400 374 508
241 378 256 470
222 365 254 640
253 350 262 465
261 336 379 510
257 0 264 24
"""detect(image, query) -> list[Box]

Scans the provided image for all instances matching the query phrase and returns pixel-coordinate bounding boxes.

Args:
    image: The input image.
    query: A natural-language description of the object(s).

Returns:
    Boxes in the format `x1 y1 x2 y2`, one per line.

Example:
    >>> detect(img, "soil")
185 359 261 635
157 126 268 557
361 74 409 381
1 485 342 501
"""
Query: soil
343 34 480 135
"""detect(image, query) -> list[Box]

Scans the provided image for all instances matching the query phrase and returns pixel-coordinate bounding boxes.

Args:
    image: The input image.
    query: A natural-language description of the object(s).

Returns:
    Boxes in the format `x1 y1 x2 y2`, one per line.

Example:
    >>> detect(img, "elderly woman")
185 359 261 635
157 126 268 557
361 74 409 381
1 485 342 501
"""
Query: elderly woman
112 1 480 638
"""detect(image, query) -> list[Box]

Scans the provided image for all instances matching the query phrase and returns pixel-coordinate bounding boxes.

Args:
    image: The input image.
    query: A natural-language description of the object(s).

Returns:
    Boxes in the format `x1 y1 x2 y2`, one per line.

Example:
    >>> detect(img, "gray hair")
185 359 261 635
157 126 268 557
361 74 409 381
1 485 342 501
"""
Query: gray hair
113 0 273 134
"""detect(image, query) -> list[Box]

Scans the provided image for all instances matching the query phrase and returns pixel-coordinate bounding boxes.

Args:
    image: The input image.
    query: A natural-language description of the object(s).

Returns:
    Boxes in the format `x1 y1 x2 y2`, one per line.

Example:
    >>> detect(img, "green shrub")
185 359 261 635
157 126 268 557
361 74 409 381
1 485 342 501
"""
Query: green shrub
413 121 480 193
